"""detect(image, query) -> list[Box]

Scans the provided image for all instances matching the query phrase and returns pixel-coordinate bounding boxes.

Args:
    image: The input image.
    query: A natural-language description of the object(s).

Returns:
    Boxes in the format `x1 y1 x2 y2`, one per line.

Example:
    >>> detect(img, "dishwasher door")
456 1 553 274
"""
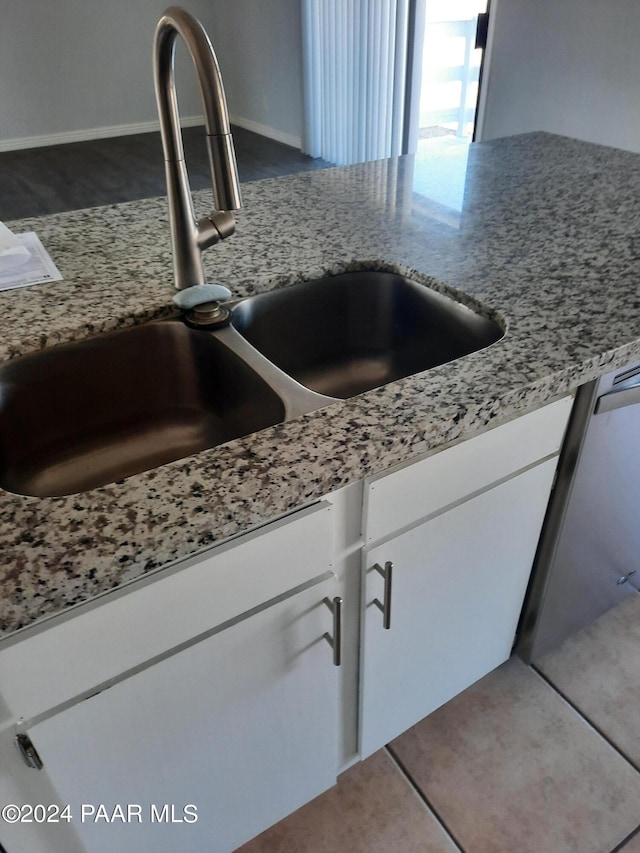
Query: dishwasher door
518 360 640 661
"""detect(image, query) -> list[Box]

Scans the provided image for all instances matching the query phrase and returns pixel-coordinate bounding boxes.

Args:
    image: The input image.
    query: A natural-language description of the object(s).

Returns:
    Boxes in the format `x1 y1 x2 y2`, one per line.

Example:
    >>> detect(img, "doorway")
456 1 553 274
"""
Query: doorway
418 0 489 144
404 0 490 210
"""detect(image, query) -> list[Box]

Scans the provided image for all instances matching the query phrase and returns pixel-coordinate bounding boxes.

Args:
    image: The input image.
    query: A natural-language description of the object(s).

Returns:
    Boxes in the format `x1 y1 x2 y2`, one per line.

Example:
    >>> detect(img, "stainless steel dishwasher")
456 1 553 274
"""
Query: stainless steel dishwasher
518 359 640 661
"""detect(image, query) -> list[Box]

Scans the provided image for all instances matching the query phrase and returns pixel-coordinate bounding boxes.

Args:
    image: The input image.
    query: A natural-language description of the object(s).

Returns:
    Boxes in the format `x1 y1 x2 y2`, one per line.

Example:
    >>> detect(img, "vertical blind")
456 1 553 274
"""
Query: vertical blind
301 0 410 166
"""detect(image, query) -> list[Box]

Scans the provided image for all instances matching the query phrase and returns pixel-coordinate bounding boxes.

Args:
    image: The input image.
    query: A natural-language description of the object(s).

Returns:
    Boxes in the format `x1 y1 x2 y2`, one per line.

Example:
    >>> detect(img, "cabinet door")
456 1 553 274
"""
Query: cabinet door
25 574 340 853
360 458 557 758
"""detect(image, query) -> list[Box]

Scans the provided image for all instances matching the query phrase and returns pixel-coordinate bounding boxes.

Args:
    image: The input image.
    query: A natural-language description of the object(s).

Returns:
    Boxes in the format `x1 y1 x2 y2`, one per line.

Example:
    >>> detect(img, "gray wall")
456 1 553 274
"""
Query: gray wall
210 0 304 147
8 0 638 155
0 0 304 151
480 0 640 154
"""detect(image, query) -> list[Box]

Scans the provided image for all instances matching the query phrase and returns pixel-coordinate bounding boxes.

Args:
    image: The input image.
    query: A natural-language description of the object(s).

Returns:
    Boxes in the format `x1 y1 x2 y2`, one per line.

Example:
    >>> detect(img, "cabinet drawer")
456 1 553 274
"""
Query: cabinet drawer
0 501 333 722
363 396 572 543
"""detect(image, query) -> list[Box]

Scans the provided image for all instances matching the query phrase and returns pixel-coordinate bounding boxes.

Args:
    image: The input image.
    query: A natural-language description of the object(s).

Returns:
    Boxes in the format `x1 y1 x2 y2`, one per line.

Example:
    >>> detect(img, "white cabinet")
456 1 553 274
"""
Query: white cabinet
360 458 557 757
27 575 338 853
359 397 573 758
0 502 339 853
0 397 575 852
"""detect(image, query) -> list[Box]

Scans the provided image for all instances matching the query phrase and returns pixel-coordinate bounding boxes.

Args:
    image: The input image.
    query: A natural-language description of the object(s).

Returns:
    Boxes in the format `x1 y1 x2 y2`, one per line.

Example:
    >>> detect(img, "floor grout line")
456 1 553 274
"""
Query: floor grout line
610 823 640 853
530 663 640 775
527 596 640 851
531 661 640 851
384 745 465 852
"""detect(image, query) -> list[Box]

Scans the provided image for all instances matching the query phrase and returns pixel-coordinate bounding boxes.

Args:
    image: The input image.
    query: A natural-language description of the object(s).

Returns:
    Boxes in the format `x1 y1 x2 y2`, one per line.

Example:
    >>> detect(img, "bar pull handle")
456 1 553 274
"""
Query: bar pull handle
373 561 393 629
15 733 43 770
595 375 640 414
323 596 343 666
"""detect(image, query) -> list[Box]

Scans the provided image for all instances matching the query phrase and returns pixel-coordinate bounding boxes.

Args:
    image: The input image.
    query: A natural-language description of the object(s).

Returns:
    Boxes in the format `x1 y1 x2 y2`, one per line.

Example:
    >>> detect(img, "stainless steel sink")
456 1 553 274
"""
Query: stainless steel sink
0 271 503 497
0 320 285 497
231 271 504 399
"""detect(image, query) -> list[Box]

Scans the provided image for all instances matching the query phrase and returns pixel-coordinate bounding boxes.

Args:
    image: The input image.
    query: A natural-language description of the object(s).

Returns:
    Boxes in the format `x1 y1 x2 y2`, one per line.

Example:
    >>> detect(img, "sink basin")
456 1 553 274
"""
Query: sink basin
231 271 504 399
0 320 285 497
0 271 503 497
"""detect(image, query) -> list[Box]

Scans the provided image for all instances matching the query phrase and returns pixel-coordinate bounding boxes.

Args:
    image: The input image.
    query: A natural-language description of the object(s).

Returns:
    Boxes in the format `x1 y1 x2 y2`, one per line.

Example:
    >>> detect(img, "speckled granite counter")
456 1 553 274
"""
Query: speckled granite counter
1 131 639 637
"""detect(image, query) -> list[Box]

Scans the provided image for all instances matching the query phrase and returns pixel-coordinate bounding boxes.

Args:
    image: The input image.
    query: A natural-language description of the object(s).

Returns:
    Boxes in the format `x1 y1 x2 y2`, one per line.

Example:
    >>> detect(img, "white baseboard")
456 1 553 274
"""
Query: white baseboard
228 115 301 150
0 115 301 153
0 116 204 153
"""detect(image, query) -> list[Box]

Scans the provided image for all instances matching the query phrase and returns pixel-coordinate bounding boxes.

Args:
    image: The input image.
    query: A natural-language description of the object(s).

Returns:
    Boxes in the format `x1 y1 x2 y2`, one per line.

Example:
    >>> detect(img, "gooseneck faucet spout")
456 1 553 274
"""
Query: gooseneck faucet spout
153 6 242 292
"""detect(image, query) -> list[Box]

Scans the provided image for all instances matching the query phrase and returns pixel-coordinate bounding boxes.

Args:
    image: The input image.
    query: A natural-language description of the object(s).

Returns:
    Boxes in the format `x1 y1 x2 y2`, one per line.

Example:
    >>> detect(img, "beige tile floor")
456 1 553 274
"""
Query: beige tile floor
537 594 640 769
239 597 640 853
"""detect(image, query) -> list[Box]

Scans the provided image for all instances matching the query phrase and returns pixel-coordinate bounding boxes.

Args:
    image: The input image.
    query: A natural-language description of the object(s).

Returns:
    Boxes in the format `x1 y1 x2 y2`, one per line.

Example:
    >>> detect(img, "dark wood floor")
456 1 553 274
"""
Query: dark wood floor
0 125 332 221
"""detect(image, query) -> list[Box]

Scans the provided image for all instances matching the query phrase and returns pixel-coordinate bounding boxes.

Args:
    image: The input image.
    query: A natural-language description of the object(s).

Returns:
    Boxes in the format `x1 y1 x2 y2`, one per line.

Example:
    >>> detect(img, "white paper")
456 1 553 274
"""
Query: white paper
0 221 31 272
0 232 63 290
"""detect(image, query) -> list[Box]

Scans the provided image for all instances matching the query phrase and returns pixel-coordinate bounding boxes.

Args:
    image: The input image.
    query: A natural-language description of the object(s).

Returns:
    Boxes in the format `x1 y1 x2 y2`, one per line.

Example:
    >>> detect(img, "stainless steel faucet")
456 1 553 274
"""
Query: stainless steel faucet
153 6 242 292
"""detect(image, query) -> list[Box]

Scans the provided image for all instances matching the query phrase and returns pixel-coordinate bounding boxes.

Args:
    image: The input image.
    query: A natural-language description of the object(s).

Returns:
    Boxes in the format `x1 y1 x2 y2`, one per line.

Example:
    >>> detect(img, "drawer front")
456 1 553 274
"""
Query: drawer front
0 501 333 721
363 397 573 544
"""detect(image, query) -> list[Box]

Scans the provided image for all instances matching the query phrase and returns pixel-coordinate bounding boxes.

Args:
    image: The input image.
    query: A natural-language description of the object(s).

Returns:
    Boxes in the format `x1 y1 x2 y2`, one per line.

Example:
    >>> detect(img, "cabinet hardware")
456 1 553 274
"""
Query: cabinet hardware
15 733 43 770
475 11 490 50
617 570 637 586
595 372 640 414
373 561 393 629
323 596 343 666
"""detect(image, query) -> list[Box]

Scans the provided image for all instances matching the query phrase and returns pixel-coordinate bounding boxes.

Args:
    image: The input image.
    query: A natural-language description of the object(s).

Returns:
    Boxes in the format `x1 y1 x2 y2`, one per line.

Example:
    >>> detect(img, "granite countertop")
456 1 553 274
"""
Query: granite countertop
1 131 639 638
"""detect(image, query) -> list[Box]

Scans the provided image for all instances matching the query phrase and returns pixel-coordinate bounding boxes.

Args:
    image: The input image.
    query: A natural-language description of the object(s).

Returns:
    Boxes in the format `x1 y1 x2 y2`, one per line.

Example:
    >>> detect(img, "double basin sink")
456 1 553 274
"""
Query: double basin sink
0 271 504 497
